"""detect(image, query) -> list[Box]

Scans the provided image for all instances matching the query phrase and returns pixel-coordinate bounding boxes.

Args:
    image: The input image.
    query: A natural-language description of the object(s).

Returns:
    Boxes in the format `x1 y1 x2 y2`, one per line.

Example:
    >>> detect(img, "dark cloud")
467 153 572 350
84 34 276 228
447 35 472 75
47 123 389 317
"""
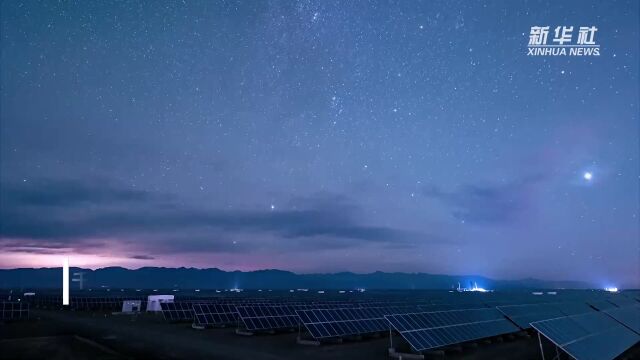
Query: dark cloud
0 178 436 254
424 175 545 224
130 255 155 260
5 247 63 255
1 178 159 208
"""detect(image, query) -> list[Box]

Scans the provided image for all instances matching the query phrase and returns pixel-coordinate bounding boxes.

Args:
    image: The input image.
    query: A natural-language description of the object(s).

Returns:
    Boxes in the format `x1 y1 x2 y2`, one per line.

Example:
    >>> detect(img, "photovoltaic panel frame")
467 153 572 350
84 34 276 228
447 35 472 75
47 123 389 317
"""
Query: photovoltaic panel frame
192 303 238 327
296 307 390 339
531 312 640 360
385 308 519 352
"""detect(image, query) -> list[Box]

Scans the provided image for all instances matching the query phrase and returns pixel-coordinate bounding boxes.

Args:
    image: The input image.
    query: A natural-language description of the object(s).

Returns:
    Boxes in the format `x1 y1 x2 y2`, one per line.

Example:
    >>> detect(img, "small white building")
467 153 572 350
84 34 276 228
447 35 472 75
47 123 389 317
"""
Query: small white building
121 300 142 313
146 295 174 312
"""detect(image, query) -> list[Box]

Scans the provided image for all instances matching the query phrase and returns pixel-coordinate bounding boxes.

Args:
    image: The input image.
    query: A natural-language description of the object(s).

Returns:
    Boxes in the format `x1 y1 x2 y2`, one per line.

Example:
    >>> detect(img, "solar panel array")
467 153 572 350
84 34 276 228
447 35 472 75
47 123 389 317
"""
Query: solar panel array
385 308 519 352
531 312 640 360
15 290 640 357
160 302 194 322
193 303 238 327
417 303 485 312
296 307 390 339
71 297 133 310
0 302 29 321
237 305 302 331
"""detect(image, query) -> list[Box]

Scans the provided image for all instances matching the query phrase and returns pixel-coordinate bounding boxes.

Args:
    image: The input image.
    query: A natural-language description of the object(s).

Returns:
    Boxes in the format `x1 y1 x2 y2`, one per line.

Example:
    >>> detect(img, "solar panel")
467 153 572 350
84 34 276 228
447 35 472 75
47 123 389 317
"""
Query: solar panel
604 305 640 335
296 307 390 339
70 296 129 310
192 303 238 327
587 300 617 311
237 305 301 331
606 296 639 308
160 302 194 322
497 303 565 329
0 302 29 321
417 303 484 312
531 312 640 360
552 302 595 316
385 308 519 352
375 306 422 315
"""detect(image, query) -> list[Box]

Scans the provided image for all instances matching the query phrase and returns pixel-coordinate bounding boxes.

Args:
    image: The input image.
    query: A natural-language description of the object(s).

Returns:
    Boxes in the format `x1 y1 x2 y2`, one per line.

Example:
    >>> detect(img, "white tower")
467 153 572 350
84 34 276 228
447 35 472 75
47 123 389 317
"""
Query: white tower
63 257 69 305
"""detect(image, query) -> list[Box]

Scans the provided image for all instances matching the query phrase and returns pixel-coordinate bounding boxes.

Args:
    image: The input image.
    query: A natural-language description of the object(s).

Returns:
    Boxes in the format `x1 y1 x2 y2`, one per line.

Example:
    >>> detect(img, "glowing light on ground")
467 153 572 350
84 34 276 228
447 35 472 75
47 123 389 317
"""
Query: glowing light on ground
457 281 492 292
604 287 618 293
470 284 489 292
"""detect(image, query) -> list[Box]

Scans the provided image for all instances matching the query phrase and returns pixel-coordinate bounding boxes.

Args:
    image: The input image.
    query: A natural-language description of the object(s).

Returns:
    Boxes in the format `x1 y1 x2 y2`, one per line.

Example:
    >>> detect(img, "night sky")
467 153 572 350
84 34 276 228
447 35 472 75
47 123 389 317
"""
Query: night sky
1 1 638 287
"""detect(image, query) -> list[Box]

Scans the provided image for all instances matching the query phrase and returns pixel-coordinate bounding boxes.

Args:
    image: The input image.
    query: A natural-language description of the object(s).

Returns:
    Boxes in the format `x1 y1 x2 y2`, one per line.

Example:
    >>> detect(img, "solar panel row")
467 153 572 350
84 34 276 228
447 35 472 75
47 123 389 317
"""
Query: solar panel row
385 308 519 352
531 312 640 360
400 319 517 351
387 308 506 332
296 308 390 339
237 305 301 331
0 302 29 321
160 302 194 322
193 303 238 327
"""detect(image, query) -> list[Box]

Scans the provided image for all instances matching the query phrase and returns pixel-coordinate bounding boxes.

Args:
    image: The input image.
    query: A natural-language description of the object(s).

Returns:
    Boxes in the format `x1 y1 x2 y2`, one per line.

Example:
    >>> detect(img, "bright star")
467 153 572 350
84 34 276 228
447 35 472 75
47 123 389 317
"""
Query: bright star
270 204 275 210
583 172 593 181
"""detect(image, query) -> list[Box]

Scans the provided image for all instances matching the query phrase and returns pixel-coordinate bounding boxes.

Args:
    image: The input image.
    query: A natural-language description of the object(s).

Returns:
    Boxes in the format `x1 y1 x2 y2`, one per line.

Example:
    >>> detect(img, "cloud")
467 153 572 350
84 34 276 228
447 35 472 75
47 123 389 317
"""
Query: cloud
0 178 435 255
130 255 155 260
2 178 159 208
424 175 545 224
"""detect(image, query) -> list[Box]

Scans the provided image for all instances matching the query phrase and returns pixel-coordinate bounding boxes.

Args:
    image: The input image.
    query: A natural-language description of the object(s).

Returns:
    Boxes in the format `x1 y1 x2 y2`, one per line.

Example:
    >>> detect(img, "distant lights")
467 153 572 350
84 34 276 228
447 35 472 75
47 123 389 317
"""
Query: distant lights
604 287 618 293
470 286 489 293
457 282 492 293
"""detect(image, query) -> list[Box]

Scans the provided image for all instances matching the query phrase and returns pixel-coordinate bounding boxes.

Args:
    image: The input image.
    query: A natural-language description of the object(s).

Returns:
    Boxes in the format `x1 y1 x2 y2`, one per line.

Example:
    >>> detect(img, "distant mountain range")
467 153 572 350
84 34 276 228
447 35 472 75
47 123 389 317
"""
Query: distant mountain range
0 267 591 290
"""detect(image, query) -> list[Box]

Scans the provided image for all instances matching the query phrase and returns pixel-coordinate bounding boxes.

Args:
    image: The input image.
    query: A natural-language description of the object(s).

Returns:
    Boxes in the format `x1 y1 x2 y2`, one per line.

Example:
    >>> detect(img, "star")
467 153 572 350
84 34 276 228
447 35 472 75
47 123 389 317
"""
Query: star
583 172 593 181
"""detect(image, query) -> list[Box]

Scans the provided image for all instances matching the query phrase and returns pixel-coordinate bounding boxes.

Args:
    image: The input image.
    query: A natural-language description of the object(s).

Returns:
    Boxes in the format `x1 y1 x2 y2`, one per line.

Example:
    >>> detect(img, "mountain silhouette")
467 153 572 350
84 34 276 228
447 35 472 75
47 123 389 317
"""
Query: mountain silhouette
0 267 590 290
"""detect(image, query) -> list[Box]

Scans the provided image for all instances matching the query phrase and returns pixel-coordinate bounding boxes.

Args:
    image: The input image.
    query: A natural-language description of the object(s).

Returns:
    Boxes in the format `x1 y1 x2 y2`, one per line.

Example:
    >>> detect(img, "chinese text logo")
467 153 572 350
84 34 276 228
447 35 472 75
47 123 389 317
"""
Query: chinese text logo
528 26 599 56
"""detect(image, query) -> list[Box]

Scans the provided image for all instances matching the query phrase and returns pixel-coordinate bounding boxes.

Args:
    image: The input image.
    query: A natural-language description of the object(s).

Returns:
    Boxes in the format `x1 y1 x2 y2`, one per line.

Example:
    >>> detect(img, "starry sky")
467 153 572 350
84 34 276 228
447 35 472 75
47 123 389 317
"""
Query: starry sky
1 0 638 287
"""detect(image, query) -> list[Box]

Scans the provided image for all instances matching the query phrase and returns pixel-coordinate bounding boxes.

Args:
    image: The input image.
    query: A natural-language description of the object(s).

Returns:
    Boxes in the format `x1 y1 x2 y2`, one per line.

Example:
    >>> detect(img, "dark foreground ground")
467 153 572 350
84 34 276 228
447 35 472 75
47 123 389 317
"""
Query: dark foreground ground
1 309 639 360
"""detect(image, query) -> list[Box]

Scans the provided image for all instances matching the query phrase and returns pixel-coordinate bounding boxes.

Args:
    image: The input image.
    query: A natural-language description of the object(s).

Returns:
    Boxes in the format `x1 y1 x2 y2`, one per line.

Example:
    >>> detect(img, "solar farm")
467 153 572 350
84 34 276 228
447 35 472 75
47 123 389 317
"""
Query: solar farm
1 289 639 359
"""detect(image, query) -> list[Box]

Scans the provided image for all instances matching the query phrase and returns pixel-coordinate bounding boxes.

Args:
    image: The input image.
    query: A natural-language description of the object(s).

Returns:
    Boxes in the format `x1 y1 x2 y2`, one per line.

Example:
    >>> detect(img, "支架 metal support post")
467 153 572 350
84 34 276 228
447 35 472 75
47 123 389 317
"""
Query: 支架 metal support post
538 332 546 360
